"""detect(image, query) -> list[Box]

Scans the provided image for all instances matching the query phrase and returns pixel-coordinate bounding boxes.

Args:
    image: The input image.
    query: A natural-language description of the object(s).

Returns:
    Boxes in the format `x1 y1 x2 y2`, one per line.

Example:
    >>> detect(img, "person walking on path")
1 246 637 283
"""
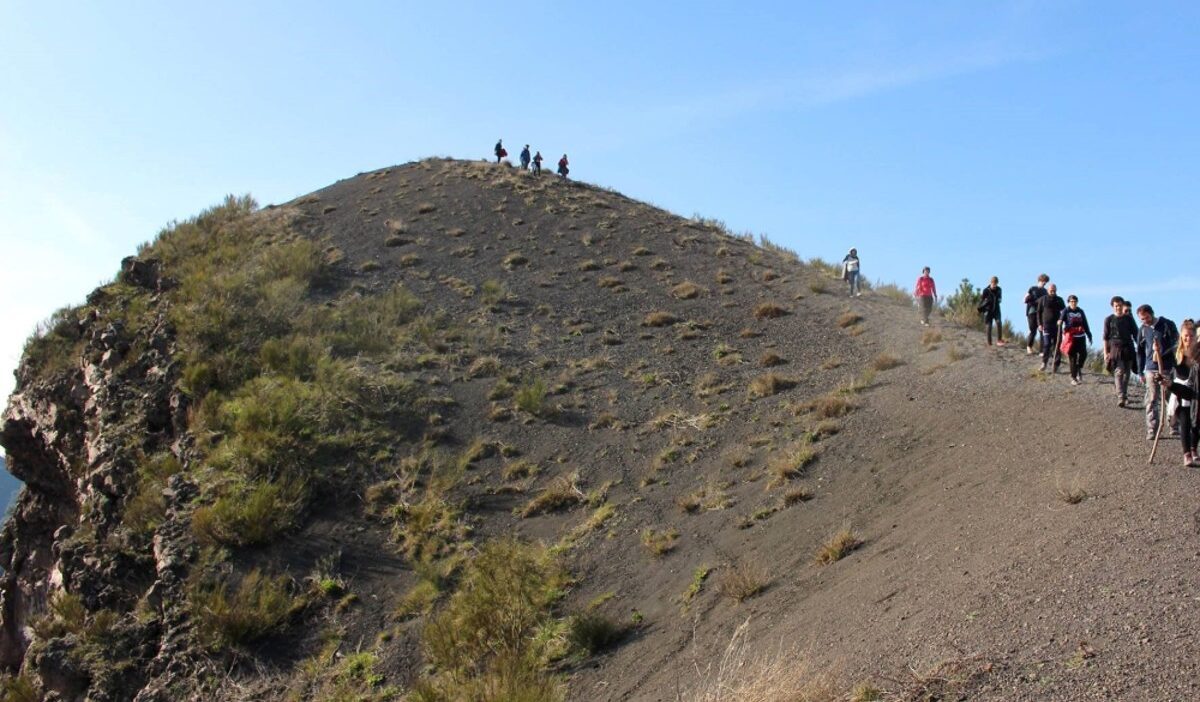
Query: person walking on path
1024 274 1050 355
494 139 507 163
532 150 543 175
913 267 938 326
1161 320 1199 467
1059 295 1093 385
842 248 862 297
1104 296 1139 407
519 145 531 170
1036 283 1066 372
1137 304 1180 440
979 276 1004 346
557 154 570 179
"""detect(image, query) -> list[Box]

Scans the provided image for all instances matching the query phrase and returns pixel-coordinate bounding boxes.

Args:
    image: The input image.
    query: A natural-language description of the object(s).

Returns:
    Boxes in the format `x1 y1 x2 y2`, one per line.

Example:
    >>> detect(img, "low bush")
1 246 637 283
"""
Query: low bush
717 562 768 603
753 302 789 320
815 527 862 565
748 373 797 398
190 569 299 650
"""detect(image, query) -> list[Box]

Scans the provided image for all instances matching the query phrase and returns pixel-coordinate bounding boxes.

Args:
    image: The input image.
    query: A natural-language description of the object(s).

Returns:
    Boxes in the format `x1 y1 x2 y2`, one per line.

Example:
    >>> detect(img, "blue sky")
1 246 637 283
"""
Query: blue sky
2 1 1197 399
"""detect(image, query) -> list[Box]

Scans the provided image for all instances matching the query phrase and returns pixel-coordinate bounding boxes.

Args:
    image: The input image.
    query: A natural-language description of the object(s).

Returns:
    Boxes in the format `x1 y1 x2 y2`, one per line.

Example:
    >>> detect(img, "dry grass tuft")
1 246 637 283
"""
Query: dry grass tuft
417 202 437 214
836 311 862 328
815 527 862 565
798 393 855 419
682 619 835 702
517 473 583 518
946 345 970 362
738 328 761 339
781 486 812 507
753 302 789 320
716 270 734 285
641 528 680 557
578 259 601 271
672 281 704 299
642 311 679 327
1056 474 1087 504
819 356 841 370
716 562 769 603
768 443 816 486
467 356 502 378
759 351 786 367
748 373 797 399
921 329 944 347
871 353 904 371
502 252 529 269
598 276 623 289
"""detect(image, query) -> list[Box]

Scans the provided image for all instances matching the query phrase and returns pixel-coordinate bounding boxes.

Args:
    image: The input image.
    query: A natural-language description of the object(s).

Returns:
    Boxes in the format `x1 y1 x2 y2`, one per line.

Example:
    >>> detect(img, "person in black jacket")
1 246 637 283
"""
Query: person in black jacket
1024 274 1050 355
1137 304 1180 440
1059 295 1093 385
1161 320 1198 467
1103 296 1139 407
1036 283 1066 372
979 276 1004 346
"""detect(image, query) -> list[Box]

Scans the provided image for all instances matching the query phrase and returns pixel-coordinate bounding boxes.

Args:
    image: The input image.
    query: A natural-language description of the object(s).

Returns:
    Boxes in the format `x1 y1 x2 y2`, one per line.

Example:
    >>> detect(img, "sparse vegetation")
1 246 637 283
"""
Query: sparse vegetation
753 302 789 320
837 311 862 328
518 474 583 517
671 281 703 299
748 373 797 399
768 442 816 486
642 311 679 327
871 352 904 371
815 527 863 565
717 562 768 603
189 569 300 650
641 528 680 557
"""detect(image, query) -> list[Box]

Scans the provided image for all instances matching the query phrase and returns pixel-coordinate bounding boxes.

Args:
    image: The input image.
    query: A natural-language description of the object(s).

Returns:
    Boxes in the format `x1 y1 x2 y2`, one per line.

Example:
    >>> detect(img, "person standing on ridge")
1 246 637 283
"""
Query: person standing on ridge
1058 295 1092 385
520 145 531 171
913 267 937 326
842 248 862 297
494 139 507 163
1137 304 1180 440
1104 296 1139 407
1024 274 1050 355
979 276 1004 346
532 151 543 175
1036 283 1066 372
557 154 570 179
1161 320 1199 467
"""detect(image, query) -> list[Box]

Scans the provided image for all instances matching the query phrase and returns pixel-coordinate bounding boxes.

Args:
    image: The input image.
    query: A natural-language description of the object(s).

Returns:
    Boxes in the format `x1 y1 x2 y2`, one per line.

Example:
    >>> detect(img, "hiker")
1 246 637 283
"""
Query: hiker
1161 320 1199 467
532 150 543 175
1036 283 1066 372
1136 304 1180 440
520 145 531 170
979 276 1004 346
1103 296 1139 407
494 139 507 163
1024 274 1050 355
913 267 937 326
1058 295 1092 385
557 154 570 179
842 248 862 297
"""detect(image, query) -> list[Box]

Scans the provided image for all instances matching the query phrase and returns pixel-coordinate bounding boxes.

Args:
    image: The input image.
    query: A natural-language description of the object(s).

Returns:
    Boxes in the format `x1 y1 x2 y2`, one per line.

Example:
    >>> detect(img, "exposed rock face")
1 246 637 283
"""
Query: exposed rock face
0 273 187 698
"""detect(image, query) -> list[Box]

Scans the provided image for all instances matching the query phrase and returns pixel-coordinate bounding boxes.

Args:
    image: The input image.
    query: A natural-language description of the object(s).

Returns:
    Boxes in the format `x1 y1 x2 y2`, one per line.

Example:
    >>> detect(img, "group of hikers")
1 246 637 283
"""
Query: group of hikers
494 139 569 178
841 249 1199 468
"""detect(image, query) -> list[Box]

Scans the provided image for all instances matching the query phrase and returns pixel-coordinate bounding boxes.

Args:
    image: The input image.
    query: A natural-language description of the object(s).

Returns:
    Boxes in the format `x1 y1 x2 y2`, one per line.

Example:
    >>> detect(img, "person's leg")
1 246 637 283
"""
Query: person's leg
1145 373 1160 439
1075 344 1087 380
1180 413 1194 459
986 319 994 345
1027 314 1038 351
1042 326 1056 368
1115 358 1129 404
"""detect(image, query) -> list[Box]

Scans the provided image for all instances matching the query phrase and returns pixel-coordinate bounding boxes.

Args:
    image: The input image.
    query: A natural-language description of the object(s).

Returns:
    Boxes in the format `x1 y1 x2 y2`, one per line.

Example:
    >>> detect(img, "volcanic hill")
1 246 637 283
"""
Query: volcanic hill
1 158 1197 701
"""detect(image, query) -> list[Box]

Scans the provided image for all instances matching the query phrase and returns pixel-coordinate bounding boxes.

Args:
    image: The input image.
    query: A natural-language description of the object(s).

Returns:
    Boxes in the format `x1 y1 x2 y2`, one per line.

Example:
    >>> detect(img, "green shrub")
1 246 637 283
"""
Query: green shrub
0 673 39 702
191 478 307 546
567 612 625 655
190 568 299 649
416 540 567 701
515 378 551 417
21 306 83 379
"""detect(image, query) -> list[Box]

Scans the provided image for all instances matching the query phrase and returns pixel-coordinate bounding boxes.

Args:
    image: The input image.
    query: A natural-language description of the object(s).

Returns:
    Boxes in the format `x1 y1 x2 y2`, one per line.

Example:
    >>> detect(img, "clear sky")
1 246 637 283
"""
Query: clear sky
2 2 1197 400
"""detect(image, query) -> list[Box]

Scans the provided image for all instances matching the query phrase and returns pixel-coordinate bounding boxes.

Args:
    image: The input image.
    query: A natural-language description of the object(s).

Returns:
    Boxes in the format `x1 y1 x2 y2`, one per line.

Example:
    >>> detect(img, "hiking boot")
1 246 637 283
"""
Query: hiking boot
1052 364 1061 374
1188 452 1199 468
1118 397 1126 408
1039 363 1047 371
1071 378 1080 386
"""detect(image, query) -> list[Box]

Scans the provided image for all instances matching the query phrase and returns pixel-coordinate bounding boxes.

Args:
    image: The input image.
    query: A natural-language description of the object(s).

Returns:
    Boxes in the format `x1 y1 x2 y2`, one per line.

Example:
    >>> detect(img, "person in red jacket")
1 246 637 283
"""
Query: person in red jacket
913 267 938 326
557 154 570 179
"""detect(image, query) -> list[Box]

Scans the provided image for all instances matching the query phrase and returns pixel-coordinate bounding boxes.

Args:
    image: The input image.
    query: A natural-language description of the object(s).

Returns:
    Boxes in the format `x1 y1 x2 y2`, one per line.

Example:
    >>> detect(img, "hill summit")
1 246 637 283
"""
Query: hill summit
2 159 1197 701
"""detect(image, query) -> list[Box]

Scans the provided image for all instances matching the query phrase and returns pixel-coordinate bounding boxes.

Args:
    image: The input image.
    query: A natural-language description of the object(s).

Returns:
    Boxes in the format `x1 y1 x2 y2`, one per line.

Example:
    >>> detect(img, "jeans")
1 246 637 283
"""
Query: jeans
1180 410 1198 454
1146 373 1163 437
918 296 934 324
1041 325 1059 368
847 271 860 296
1111 347 1134 401
986 315 1003 344
1026 313 1041 349
1067 337 1087 379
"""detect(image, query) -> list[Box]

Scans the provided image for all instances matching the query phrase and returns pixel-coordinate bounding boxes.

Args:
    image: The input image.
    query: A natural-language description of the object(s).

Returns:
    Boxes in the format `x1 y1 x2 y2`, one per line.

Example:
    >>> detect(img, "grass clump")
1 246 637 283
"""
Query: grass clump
752 302 788 320
717 562 768 603
1056 475 1088 504
518 474 583 518
815 527 863 565
671 281 704 300
189 569 300 650
871 352 904 371
191 478 307 547
642 311 679 328
641 528 680 557
768 443 816 486
682 565 712 605
836 311 862 328
748 373 797 399
515 378 551 417
567 612 626 656
759 351 786 367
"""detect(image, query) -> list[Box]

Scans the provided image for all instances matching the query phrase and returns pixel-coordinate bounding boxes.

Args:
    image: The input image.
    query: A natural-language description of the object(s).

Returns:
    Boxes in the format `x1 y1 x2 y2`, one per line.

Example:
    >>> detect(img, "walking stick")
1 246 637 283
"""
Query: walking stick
1149 340 1167 464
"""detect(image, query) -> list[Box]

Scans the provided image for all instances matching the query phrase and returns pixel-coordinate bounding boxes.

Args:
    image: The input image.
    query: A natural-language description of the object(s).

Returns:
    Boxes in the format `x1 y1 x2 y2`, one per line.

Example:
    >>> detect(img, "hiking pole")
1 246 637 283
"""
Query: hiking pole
1149 341 1166 464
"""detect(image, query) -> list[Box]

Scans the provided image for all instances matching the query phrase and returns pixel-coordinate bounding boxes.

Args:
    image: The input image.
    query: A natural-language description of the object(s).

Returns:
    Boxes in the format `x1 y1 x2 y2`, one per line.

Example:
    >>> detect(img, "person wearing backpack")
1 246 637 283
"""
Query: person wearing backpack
557 154 570 179
978 276 1004 346
1058 295 1092 385
1137 304 1180 440
913 267 937 326
1103 296 1139 407
1023 274 1050 355
520 145 531 170
532 150 544 175
1036 283 1066 372
842 248 862 297
1161 320 1199 467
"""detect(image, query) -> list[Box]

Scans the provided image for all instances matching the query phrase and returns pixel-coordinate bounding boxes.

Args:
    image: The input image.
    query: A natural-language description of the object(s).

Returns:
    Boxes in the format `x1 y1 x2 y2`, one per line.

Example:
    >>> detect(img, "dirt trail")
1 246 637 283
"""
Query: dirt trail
572 289 1200 701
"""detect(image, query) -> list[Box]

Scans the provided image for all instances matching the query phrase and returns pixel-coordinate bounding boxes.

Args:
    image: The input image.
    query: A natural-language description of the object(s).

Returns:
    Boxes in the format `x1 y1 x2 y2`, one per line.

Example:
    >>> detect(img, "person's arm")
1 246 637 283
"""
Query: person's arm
1136 328 1147 374
1082 311 1092 343
931 279 937 299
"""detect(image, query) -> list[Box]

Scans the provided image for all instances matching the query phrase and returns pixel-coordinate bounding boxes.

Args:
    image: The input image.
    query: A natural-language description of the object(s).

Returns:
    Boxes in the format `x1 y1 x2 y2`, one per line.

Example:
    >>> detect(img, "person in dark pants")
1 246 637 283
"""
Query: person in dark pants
979 276 1004 346
1103 296 1139 407
519 145 531 170
532 151 544 175
913 267 937 326
1137 304 1180 440
842 248 861 297
1162 320 1199 467
494 139 506 163
1036 284 1066 372
1059 295 1092 385
557 154 570 179
1024 274 1050 355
